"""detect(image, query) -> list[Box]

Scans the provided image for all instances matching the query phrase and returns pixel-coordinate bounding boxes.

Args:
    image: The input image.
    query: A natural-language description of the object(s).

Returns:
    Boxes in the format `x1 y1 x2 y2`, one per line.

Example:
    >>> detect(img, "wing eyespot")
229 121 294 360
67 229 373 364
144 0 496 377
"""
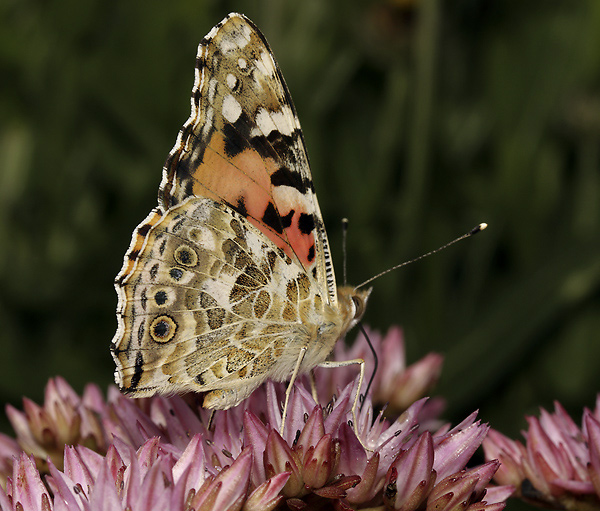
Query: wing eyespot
150 315 177 343
174 245 198 267
169 267 184 281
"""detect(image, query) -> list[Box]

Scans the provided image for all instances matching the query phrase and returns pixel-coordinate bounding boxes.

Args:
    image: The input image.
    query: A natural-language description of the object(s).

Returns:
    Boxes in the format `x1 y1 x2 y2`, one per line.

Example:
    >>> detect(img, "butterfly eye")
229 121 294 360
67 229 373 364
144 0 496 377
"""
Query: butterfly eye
351 295 365 319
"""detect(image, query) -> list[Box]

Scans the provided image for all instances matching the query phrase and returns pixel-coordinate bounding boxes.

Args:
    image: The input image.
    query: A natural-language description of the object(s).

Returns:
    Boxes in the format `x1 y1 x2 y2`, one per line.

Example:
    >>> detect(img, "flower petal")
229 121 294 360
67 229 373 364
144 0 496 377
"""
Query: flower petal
482 429 525 488
303 434 336 489
243 472 290 511
47 459 86 510
384 432 435 511
172 433 207 493
586 412 600 497
434 416 488 480
297 406 325 452
243 411 269 486
483 485 515 504
88 460 122 511
264 430 303 497
12 453 52 511
192 448 252 511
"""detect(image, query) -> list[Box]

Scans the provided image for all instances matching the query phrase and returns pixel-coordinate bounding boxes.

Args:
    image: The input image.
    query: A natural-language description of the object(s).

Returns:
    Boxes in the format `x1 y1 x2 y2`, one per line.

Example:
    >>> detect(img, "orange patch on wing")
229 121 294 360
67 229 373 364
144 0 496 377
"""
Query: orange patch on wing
189 132 316 270
190 133 272 205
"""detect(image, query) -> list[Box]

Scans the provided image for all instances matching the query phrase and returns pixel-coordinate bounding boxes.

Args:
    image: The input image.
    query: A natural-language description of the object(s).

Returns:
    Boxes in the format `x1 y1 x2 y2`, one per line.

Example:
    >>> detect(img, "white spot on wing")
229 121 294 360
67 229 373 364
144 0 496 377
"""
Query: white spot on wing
202 280 230 306
191 226 216 252
238 58 247 70
218 24 252 53
189 199 213 223
226 73 238 90
208 79 218 103
270 105 297 136
273 184 305 205
194 66 202 93
239 23 252 41
218 39 237 53
201 107 214 140
256 107 277 136
222 94 242 123
256 105 297 137
255 51 276 77
204 23 222 42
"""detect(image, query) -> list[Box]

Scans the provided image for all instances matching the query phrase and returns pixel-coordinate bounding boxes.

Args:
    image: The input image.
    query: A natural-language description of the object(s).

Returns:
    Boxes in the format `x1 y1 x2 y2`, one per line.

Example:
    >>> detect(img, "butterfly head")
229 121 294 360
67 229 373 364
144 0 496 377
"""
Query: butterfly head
337 286 372 332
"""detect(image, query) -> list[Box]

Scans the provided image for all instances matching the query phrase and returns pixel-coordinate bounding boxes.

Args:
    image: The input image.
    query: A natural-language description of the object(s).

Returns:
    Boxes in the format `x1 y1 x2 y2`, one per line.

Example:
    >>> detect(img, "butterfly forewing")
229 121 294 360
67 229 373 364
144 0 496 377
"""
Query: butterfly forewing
159 14 337 305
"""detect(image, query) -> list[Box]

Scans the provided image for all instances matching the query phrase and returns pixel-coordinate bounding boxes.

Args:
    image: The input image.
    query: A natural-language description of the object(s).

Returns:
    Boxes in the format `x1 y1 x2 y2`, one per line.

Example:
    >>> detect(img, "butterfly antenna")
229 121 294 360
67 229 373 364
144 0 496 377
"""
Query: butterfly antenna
358 322 378 411
342 218 349 286
354 223 488 290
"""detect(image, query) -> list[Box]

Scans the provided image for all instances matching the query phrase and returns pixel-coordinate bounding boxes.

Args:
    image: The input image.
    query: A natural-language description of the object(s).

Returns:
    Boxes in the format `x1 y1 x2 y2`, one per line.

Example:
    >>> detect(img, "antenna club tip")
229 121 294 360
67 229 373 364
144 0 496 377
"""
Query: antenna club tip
471 223 488 235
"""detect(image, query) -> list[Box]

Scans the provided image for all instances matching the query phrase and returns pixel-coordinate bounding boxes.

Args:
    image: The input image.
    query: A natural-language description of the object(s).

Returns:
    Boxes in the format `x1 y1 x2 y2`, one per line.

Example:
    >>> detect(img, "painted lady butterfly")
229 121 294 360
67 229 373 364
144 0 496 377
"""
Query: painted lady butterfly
111 13 371 429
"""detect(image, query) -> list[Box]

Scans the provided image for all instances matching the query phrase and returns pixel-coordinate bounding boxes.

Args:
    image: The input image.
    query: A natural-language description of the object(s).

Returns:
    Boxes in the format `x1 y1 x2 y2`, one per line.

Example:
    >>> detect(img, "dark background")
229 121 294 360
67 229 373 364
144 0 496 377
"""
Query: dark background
1 0 599 496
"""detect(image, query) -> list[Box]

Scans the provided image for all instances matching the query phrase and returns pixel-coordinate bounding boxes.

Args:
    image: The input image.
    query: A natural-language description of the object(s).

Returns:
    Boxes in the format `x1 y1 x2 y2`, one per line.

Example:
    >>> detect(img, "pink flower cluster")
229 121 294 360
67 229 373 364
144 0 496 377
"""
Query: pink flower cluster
0 378 510 510
483 396 600 509
0 328 512 510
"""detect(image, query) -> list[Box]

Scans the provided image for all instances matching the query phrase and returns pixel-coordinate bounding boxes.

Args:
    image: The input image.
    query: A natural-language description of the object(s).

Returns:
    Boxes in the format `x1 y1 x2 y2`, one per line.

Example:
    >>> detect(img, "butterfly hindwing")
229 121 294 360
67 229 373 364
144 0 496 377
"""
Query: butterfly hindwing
112 197 331 407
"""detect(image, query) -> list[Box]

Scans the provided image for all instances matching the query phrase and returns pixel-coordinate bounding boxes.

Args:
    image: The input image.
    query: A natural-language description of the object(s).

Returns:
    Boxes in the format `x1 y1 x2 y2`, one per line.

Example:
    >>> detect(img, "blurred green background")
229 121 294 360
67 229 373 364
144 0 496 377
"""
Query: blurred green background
1 0 599 471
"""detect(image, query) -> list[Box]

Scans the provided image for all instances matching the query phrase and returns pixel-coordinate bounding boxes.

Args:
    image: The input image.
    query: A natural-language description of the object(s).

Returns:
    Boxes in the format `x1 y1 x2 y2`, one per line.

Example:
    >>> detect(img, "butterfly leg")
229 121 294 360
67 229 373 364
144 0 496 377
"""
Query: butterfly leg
309 370 318 403
280 346 308 436
318 358 365 440
207 410 216 431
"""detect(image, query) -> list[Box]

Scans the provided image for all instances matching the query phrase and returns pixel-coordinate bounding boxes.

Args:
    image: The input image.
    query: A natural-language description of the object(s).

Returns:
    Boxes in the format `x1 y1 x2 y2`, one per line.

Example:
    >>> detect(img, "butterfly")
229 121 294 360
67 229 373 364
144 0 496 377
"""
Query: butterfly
111 13 371 432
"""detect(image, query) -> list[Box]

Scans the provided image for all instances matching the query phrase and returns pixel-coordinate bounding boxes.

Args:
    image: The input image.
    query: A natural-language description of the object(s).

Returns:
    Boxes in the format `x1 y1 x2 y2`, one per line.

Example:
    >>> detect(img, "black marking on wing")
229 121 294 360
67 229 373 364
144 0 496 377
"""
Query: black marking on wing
270 166 311 194
137 224 152 237
193 87 202 105
169 268 183 281
155 291 167 305
130 352 144 390
159 239 167 255
262 202 283 234
235 196 248 216
184 180 194 198
280 209 294 229
128 249 140 262
223 113 252 157
298 213 315 236
137 323 145 342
